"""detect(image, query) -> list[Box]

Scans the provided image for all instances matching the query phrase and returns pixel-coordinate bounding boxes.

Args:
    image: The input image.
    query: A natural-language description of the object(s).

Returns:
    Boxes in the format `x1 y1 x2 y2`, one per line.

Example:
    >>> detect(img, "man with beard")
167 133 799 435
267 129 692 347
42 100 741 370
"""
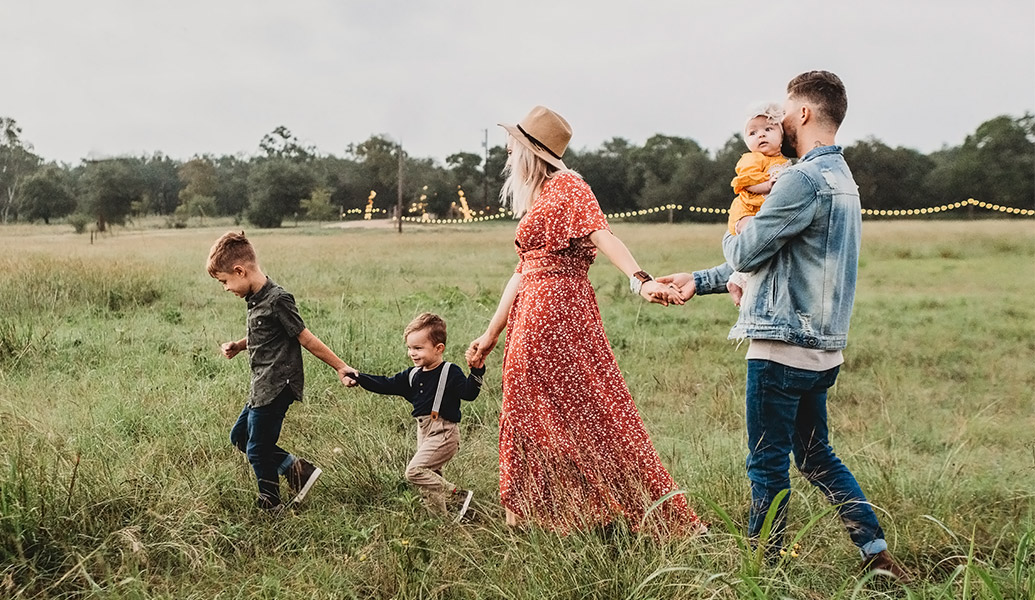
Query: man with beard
659 71 909 581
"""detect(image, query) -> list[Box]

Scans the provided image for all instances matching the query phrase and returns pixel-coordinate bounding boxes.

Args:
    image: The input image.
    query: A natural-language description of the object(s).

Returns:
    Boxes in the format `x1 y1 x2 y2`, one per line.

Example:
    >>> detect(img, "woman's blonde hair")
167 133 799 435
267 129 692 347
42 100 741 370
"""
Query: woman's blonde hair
499 136 560 217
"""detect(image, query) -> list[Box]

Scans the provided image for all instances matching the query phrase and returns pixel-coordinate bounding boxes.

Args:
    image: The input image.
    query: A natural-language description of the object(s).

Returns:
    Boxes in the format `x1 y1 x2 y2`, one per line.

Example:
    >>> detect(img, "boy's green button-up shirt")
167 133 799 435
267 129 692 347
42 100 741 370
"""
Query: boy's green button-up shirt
245 278 306 407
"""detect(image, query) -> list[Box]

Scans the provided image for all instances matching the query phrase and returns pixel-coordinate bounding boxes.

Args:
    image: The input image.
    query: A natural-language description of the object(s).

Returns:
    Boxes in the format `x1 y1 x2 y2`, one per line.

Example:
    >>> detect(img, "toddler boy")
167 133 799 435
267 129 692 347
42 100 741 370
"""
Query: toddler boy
348 313 484 521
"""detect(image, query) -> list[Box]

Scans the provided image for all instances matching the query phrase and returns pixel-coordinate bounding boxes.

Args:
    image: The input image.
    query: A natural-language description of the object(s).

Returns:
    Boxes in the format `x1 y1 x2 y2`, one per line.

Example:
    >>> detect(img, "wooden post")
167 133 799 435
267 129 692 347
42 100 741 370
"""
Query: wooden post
397 142 403 234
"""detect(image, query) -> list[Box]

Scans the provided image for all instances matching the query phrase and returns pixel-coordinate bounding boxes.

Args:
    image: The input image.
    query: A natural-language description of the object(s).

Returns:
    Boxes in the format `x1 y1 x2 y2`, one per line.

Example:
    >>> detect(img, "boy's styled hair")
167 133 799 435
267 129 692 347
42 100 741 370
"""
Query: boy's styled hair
787 70 848 128
404 312 447 346
207 231 257 276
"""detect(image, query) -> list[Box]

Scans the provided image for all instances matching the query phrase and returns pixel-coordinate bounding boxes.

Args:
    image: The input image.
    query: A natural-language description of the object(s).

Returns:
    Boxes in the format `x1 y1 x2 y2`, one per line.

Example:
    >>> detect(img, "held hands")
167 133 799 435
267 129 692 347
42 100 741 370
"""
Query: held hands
337 365 359 387
466 352 486 370
654 273 696 302
466 332 497 368
640 280 683 306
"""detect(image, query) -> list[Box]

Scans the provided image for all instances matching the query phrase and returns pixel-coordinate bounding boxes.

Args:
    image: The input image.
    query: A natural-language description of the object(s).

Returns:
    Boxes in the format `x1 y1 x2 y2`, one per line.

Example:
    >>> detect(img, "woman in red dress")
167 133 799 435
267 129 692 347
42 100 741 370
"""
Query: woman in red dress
466 106 705 536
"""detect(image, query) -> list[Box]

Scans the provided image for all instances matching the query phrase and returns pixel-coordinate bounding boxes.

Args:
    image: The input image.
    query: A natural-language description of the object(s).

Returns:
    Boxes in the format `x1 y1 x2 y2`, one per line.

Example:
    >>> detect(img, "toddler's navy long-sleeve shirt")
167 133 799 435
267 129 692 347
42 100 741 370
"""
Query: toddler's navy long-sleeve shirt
355 362 484 422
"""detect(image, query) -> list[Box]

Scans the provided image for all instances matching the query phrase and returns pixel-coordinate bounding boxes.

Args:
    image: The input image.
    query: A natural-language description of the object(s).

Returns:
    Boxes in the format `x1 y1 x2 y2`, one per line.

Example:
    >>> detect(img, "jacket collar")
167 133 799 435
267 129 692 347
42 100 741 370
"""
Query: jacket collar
800 145 843 162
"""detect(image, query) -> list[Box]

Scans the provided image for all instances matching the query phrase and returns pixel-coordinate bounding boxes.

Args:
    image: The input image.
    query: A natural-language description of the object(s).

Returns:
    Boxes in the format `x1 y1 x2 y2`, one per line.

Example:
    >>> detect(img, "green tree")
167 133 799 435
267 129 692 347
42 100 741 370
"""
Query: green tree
19 166 76 224
566 138 643 212
79 159 144 231
346 135 404 216
635 135 712 216
846 138 935 212
260 126 315 162
694 135 745 221
173 195 216 226
405 157 452 217
300 187 338 222
483 145 508 212
212 155 251 217
138 154 182 215
922 114 1035 212
246 160 315 228
179 158 217 200
446 151 484 208
0 117 42 223
313 155 364 215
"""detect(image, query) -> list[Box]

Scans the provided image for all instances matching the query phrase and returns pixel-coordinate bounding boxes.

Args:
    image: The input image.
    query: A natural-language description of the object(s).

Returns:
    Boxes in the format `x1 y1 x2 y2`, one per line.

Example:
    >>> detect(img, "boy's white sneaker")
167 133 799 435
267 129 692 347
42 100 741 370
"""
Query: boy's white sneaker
286 458 322 505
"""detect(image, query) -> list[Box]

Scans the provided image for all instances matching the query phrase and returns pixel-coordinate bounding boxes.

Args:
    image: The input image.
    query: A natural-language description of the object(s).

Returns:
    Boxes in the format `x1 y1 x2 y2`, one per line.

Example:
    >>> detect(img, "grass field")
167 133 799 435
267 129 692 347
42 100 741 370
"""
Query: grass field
1 218 1033 599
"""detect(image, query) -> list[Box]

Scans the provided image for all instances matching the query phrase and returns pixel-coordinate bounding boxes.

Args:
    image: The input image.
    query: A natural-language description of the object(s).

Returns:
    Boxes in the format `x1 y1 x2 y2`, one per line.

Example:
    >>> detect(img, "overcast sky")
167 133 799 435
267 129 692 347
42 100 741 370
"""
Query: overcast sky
3 1 1033 165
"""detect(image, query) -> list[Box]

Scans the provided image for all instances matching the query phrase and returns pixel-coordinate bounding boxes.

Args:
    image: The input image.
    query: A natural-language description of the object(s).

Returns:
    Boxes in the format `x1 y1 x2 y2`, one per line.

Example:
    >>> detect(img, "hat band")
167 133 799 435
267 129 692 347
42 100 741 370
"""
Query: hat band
517 124 563 161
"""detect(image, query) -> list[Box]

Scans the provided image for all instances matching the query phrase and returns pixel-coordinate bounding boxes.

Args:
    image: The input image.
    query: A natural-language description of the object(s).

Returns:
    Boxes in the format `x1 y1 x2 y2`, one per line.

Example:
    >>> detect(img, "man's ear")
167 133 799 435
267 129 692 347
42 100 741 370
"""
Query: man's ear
799 104 812 126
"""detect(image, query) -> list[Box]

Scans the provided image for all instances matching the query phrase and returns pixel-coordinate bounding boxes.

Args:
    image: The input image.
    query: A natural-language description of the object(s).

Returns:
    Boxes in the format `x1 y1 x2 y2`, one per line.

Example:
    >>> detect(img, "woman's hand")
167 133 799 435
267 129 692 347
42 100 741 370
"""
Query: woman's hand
466 332 498 367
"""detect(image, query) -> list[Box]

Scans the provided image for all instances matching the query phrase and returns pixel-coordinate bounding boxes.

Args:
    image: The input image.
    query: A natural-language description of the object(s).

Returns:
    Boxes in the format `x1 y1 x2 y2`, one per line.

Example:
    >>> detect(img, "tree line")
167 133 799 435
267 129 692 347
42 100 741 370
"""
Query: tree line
1 114 1032 231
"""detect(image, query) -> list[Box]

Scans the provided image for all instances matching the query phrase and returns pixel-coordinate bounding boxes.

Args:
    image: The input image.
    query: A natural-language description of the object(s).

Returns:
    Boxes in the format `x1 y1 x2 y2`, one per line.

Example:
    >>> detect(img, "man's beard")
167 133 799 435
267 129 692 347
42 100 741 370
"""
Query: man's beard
781 128 798 158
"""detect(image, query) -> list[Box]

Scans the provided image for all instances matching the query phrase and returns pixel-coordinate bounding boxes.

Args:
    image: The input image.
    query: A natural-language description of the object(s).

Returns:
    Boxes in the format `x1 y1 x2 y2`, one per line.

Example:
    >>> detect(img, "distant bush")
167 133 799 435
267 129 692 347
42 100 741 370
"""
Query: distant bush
68 213 91 234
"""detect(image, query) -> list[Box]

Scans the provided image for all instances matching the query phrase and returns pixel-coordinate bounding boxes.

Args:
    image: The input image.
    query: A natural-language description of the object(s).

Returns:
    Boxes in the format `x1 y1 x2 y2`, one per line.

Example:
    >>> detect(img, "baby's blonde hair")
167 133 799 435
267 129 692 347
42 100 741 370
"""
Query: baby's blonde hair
744 102 785 132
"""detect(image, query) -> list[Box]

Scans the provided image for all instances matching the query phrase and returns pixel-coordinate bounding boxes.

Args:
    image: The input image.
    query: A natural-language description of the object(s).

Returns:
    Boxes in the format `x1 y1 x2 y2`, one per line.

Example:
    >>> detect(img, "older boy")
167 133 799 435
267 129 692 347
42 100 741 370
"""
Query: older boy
659 72 909 580
347 313 484 521
207 231 354 512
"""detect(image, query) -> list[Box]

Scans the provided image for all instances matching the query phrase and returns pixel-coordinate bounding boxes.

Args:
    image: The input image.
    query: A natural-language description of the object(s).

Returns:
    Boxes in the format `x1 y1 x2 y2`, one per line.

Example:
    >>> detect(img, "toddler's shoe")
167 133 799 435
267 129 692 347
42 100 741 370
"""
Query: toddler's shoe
451 488 474 523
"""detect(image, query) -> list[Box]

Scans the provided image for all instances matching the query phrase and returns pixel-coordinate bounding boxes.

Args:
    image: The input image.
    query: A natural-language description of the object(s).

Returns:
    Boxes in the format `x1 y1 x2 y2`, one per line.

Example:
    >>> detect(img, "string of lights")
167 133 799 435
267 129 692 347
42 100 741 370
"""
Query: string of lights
340 197 1033 224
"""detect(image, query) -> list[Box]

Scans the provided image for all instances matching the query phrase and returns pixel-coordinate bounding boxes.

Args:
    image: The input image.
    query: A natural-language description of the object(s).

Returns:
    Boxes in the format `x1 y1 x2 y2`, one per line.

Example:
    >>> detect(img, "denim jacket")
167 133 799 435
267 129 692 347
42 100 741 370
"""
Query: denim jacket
694 145 861 350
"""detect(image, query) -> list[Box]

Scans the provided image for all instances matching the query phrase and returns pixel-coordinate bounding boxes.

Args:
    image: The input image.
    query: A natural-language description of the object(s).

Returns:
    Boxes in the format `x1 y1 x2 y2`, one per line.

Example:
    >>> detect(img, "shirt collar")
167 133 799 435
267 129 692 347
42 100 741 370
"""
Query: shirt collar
245 277 274 304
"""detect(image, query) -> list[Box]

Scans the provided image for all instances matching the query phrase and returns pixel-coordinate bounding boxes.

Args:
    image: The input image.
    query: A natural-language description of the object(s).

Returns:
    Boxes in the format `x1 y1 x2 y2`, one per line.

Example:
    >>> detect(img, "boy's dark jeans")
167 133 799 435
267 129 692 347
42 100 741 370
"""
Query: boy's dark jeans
230 387 296 507
745 359 886 554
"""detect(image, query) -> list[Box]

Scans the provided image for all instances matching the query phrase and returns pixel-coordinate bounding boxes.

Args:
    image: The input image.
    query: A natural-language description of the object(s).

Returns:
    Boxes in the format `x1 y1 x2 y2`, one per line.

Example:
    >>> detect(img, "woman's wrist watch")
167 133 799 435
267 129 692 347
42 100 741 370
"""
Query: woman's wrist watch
629 270 653 294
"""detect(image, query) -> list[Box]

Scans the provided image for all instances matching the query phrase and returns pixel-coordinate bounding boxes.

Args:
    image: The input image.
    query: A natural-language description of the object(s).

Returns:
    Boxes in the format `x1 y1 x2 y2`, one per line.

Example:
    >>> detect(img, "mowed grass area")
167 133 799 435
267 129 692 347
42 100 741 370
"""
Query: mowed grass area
0 219 1032 599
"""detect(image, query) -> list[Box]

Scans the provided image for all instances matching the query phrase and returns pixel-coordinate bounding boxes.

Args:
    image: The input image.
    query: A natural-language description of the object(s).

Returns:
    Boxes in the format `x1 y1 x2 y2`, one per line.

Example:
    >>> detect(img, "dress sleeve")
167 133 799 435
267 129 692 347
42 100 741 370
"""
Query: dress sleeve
730 153 770 194
538 172 610 253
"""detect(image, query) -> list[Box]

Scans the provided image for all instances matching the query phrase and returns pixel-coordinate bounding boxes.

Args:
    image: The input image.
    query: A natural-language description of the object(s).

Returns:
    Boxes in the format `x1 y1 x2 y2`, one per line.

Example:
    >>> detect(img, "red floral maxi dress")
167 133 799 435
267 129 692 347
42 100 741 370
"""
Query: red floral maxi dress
499 171 704 535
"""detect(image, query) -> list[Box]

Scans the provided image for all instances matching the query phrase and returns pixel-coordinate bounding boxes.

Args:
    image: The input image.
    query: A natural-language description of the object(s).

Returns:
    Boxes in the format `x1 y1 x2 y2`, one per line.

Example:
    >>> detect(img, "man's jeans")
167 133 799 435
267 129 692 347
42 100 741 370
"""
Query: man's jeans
230 388 296 507
746 359 886 556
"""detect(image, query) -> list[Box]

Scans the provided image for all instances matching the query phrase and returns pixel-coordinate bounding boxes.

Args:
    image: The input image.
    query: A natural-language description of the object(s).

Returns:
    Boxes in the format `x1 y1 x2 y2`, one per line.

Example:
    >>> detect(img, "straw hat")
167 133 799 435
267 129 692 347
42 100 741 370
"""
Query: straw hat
499 106 571 170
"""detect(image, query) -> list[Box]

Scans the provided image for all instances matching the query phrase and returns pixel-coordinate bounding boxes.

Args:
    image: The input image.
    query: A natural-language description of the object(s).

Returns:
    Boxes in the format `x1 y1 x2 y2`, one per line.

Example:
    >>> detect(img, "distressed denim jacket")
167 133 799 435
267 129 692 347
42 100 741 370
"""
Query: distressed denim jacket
694 145 861 350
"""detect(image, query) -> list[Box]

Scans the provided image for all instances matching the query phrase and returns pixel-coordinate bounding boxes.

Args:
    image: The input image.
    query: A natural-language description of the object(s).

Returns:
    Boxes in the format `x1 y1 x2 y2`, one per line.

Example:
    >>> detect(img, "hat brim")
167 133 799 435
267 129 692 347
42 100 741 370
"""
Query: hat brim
499 123 567 171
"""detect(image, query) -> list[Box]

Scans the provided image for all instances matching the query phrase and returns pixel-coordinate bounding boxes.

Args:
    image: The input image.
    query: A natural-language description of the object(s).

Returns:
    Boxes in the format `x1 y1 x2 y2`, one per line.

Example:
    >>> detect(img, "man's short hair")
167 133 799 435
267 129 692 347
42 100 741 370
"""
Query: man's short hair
404 312 447 346
787 70 848 128
207 231 257 276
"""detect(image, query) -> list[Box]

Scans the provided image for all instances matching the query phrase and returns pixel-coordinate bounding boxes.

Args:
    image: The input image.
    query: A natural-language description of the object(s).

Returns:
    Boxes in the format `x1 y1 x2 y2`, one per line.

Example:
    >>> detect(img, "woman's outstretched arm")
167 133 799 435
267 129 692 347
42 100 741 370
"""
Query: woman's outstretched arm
589 229 682 306
466 272 522 365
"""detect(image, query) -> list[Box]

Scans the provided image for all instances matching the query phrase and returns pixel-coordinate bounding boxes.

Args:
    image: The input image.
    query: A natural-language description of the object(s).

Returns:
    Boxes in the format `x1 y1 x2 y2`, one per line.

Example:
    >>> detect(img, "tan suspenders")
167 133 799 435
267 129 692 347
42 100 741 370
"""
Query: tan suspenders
408 362 452 421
